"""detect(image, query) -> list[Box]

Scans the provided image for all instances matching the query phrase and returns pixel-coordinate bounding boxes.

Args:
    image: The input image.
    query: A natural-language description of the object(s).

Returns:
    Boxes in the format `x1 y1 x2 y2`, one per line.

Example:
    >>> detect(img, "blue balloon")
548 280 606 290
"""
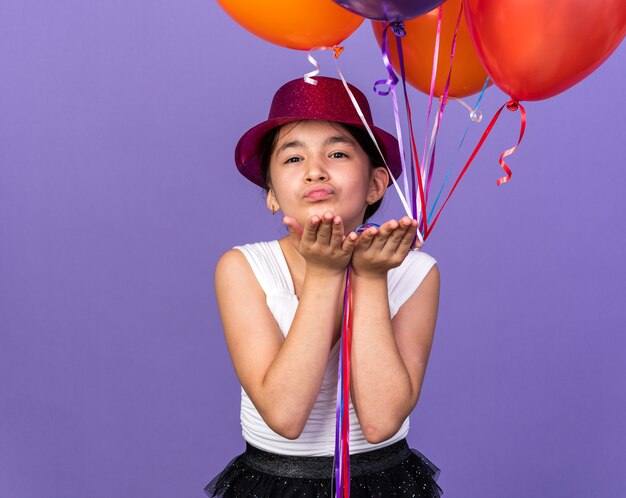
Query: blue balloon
333 0 446 21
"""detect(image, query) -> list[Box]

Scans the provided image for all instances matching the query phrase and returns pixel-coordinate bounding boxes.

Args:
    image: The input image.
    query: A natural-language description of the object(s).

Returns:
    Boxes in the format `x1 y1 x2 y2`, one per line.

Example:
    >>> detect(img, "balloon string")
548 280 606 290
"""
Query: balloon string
395 28 419 222
342 270 351 498
391 86 412 207
423 2 464 222
334 223 380 497
395 31 427 241
427 167 452 222
374 23 412 213
425 100 526 239
420 5 443 186
456 76 489 150
333 55 415 223
428 77 490 221
333 333 342 497
333 221 379 497
474 76 489 110
333 265 350 497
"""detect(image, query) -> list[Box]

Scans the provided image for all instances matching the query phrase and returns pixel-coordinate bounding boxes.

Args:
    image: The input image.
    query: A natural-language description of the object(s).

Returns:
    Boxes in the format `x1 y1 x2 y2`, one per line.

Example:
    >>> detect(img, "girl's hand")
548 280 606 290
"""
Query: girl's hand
283 211 358 275
351 216 421 278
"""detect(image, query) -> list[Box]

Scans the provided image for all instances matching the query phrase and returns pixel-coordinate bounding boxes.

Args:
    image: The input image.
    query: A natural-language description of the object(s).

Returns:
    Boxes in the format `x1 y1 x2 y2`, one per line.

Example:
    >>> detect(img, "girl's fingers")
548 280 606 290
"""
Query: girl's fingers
342 231 358 252
330 215 345 248
355 226 377 251
370 219 399 251
388 217 412 251
398 218 419 253
302 215 320 245
387 218 411 252
283 216 303 238
315 211 334 245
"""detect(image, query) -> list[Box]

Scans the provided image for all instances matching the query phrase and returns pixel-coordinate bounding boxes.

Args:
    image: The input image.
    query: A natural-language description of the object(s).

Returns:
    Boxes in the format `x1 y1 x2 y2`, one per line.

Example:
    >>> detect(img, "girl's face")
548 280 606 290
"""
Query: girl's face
266 120 388 233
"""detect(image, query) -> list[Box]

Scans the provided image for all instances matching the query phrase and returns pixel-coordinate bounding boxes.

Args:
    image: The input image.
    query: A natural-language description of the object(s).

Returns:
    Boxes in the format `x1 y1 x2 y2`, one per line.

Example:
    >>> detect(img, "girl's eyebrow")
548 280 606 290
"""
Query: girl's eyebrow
275 135 355 156
324 135 355 147
275 140 304 155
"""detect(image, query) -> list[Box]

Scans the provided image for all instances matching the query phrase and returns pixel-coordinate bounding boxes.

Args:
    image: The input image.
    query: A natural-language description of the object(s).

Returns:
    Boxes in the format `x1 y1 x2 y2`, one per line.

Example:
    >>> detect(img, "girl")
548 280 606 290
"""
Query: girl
206 76 442 497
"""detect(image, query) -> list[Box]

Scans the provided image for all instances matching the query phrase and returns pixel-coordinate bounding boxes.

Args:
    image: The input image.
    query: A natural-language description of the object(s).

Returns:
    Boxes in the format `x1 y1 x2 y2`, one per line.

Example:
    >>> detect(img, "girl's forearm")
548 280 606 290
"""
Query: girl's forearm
260 268 344 439
350 273 414 443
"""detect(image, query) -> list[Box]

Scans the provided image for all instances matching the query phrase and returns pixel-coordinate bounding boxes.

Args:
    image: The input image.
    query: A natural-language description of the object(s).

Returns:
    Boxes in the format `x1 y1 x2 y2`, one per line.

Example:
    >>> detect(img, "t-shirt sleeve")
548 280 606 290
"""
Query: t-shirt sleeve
387 250 438 318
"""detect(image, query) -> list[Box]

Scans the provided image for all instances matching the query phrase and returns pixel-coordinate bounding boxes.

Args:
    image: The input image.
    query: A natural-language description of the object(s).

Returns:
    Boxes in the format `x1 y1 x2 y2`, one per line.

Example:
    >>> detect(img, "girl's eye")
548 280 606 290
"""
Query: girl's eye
285 157 301 164
330 152 348 159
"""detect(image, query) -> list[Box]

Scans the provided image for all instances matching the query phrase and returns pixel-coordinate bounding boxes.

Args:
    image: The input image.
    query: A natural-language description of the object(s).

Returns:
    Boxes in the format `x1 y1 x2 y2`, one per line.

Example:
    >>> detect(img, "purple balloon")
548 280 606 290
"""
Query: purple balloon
333 0 446 21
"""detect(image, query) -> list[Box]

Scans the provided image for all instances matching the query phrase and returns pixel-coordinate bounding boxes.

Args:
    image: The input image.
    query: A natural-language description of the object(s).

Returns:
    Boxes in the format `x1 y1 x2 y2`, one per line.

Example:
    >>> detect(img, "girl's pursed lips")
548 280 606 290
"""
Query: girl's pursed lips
303 186 334 201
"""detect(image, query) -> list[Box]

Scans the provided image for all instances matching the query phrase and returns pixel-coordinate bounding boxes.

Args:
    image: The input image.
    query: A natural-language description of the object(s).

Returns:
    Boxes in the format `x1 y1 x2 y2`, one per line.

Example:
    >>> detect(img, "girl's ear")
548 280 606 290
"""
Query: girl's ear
368 167 389 204
266 188 280 214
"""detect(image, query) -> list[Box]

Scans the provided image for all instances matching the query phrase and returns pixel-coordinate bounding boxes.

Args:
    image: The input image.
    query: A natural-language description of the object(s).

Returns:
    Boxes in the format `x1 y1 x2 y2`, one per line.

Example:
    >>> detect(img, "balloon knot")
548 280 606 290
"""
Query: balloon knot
506 100 520 111
390 22 406 37
333 45 344 59
470 109 483 123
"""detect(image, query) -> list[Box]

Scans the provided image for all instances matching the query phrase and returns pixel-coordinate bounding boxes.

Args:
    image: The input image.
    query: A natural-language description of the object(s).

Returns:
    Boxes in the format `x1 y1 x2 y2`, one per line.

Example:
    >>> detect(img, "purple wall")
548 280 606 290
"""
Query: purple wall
1 1 624 497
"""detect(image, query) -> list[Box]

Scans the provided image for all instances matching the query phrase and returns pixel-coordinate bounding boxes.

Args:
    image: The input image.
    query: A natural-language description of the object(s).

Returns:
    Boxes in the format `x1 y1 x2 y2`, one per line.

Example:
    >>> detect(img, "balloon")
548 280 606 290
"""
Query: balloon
334 0 445 22
372 0 490 98
464 0 626 101
217 0 364 51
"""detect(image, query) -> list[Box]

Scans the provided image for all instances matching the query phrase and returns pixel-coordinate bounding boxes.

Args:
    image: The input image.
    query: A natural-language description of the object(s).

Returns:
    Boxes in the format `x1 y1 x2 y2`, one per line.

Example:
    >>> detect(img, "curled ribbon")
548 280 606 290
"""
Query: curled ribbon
304 51 321 85
496 100 526 185
373 23 412 212
425 99 527 239
373 22 403 96
304 46 345 85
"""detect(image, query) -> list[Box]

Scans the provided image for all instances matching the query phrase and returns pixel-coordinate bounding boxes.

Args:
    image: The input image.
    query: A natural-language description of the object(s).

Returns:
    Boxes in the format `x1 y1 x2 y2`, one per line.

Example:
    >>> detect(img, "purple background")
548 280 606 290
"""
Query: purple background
1 1 625 497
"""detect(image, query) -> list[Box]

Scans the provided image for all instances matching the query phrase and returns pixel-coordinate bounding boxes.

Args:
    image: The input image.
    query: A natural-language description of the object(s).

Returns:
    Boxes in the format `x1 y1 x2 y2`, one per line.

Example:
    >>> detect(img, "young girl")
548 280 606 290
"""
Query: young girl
206 76 442 497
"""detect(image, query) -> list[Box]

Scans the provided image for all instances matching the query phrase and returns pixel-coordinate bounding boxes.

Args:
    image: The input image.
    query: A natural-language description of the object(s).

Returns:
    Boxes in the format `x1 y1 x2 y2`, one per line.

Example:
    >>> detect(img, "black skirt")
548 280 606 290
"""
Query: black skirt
205 438 443 497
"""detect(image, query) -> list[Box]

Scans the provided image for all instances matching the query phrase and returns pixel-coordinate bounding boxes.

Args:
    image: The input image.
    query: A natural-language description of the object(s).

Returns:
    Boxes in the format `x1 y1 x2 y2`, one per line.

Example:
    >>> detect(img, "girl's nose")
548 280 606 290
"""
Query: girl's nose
304 160 329 182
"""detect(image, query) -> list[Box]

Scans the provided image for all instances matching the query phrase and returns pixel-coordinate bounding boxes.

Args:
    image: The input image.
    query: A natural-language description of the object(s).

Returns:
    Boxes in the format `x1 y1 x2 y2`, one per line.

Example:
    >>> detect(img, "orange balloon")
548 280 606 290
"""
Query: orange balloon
464 0 626 101
372 0 490 98
217 0 364 51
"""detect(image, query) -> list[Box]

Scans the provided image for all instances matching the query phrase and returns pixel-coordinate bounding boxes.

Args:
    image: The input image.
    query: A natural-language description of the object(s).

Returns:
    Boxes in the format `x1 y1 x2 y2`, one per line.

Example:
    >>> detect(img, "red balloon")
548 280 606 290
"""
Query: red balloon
464 0 626 101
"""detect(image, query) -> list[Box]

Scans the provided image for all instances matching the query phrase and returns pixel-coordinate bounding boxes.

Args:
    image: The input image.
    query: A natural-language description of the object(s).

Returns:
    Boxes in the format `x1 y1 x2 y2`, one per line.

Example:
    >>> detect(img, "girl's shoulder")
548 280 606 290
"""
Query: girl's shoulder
216 240 291 297
216 240 278 267
392 249 438 277
214 247 252 287
216 240 273 273
387 250 438 316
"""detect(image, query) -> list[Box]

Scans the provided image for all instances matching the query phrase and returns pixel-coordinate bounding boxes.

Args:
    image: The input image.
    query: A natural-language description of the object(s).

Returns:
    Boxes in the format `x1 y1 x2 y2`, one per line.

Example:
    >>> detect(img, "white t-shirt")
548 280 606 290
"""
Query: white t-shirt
233 240 437 456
